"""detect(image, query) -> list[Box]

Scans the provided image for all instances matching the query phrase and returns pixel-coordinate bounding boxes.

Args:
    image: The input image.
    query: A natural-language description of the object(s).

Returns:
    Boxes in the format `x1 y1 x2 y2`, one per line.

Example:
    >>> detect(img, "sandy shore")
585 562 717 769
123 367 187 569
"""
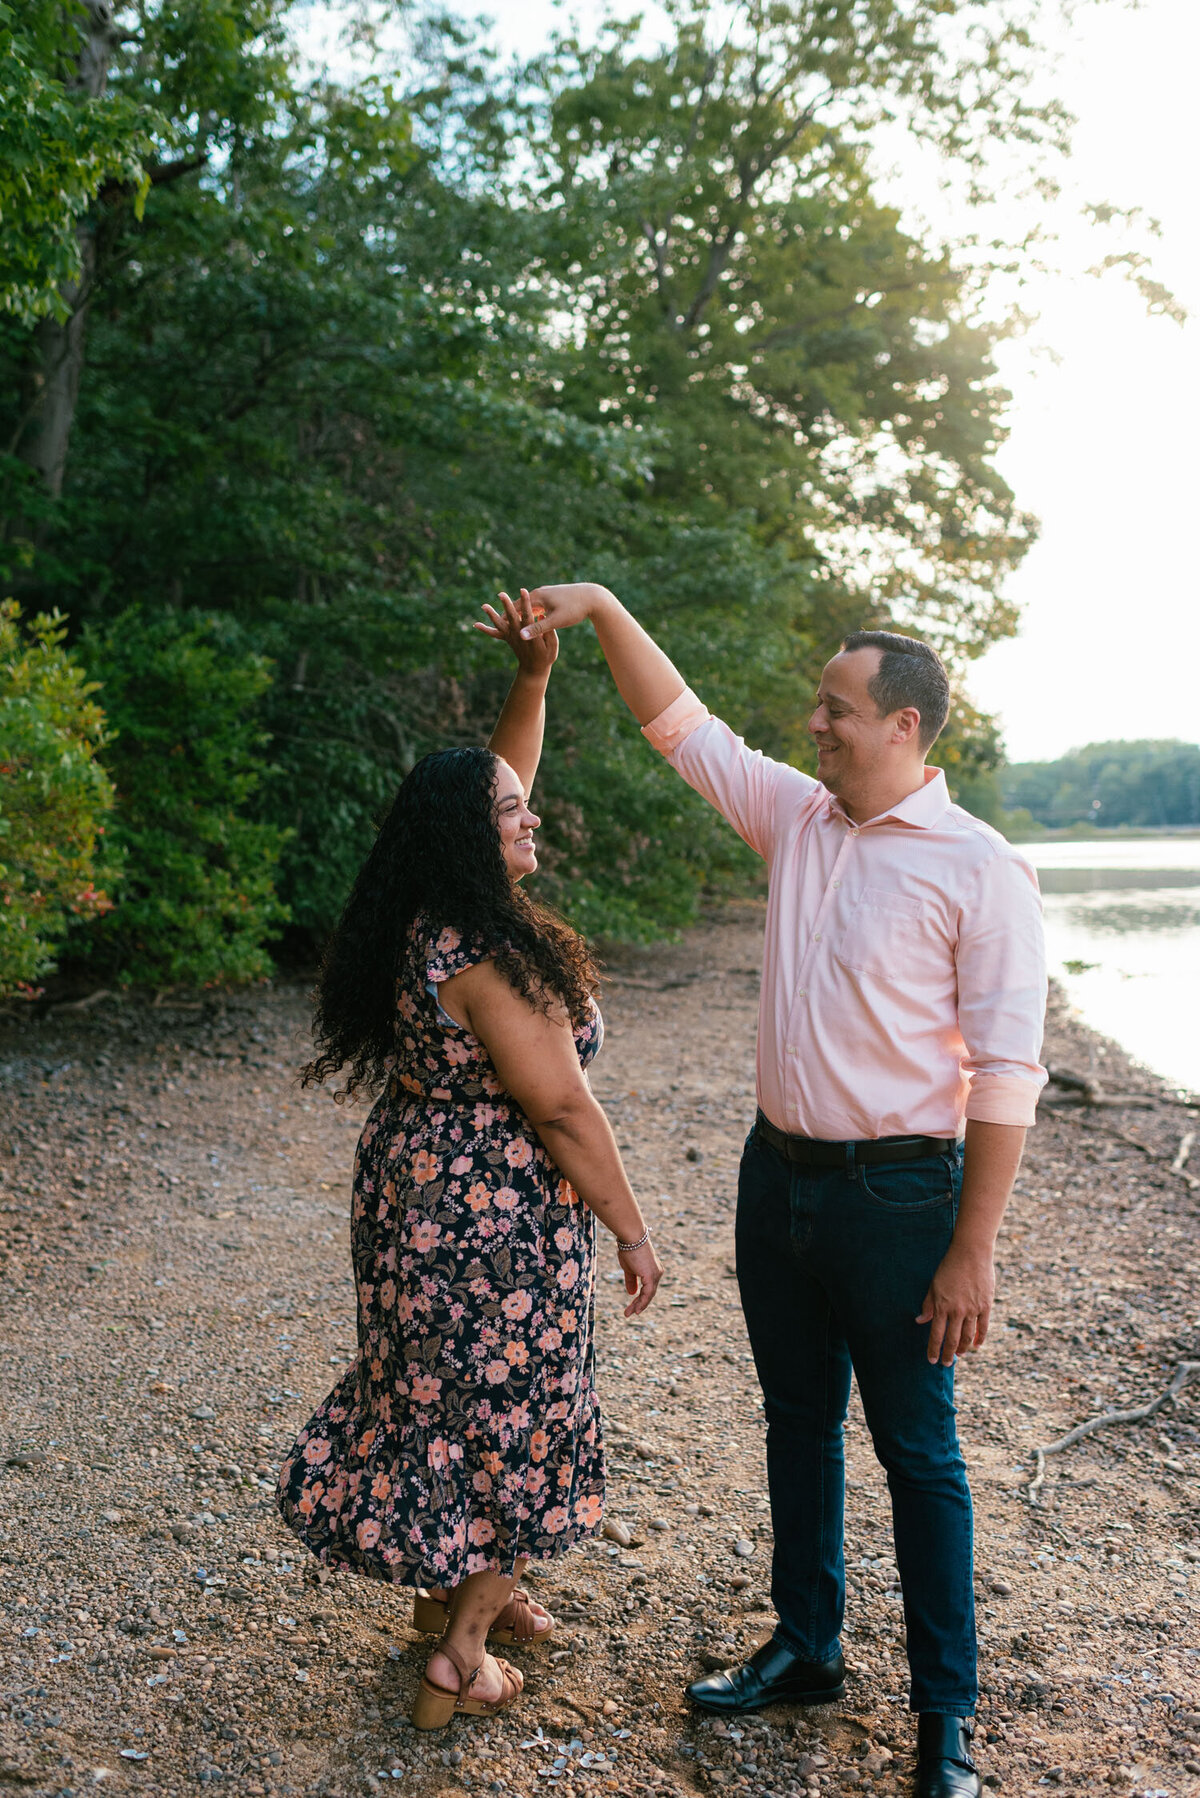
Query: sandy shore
1 904 1198 1798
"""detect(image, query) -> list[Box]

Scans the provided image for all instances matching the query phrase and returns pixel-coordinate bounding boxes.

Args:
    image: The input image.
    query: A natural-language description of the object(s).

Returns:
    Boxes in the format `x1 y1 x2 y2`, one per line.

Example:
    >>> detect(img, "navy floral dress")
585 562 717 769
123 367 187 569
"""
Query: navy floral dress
278 923 606 1586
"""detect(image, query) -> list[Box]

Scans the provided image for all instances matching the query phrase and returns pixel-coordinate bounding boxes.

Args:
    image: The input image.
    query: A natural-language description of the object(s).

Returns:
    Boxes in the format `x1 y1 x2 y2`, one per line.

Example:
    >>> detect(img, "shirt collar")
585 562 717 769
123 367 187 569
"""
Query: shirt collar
824 765 952 831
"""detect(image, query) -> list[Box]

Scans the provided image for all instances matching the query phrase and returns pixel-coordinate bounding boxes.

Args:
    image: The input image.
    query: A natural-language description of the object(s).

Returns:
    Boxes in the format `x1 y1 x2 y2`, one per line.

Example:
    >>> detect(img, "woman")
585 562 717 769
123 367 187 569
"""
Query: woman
277 591 662 1730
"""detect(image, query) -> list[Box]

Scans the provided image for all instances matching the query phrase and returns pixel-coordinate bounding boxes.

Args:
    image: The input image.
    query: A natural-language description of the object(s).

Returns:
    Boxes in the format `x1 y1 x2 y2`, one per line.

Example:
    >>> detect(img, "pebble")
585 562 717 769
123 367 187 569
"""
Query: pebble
190 1406 216 1421
602 1700 619 1716
603 1520 632 1547
989 1578 1013 1596
650 1518 671 1532
728 1575 752 1592
732 1540 755 1558
7 1451 48 1469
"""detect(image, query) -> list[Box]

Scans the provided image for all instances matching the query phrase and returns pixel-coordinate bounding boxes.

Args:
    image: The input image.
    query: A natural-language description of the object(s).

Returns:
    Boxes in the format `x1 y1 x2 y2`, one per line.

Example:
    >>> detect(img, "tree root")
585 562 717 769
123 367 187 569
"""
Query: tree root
1026 1361 1200 1504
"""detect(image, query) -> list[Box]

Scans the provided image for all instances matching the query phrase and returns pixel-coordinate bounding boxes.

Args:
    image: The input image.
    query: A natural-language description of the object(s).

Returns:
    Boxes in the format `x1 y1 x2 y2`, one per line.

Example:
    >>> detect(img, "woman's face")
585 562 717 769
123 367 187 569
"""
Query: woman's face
493 759 541 881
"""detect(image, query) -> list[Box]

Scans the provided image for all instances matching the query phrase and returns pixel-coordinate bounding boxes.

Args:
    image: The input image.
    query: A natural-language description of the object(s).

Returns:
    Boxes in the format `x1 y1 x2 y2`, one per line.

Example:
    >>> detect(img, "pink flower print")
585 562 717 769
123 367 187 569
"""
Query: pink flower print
297 1485 322 1520
428 1437 451 1471
494 1186 519 1212
411 1150 440 1186
302 1436 331 1465
472 1470 494 1495
481 1070 503 1095
556 1259 580 1291
543 1506 570 1534
529 1429 550 1463
558 1308 578 1333
554 1226 574 1252
379 1278 397 1310
501 1289 533 1322
410 1373 442 1405
504 1137 533 1169
465 1183 491 1212
469 1277 494 1301
371 1471 392 1501
526 1465 547 1497
436 926 462 953
449 1300 466 1321
556 1463 573 1488
507 1402 531 1433
504 1340 529 1368
355 1426 378 1457
484 1359 510 1385
449 1155 472 1176
356 1518 382 1550
467 1518 496 1547
574 1493 603 1528
444 1039 470 1066
410 1219 442 1253
473 1103 497 1129
556 1177 576 1205
376 1393 392 1423
538 1327 562 1352
396 1293 415 1324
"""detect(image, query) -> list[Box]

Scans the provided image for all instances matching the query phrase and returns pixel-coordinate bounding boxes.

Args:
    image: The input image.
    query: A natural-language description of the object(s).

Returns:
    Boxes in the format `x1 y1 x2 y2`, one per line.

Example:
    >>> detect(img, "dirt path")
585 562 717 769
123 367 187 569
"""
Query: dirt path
1 905 1198 1798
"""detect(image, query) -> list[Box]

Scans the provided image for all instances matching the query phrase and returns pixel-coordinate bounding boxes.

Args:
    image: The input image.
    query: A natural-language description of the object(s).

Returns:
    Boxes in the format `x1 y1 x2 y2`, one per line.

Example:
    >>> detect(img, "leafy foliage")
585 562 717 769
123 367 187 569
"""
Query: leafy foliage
0 1 159 325
1002 742 1200 831
77 610 289 986
0 599 113 994
0 0 1158 969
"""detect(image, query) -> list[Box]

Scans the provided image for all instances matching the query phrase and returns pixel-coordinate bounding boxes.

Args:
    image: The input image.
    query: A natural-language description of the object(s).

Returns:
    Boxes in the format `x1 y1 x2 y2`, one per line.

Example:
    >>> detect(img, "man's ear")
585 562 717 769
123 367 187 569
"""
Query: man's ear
892 706 923 747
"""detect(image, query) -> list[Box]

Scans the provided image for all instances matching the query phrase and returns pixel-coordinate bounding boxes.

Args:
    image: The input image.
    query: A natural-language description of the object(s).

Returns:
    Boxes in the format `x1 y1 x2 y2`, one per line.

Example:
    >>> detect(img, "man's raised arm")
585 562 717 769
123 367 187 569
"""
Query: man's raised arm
521 583 685 725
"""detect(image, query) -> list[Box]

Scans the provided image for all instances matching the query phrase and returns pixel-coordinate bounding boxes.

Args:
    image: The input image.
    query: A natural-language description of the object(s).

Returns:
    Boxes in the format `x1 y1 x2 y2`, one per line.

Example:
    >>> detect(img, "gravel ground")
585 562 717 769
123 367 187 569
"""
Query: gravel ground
1 903 1198 1798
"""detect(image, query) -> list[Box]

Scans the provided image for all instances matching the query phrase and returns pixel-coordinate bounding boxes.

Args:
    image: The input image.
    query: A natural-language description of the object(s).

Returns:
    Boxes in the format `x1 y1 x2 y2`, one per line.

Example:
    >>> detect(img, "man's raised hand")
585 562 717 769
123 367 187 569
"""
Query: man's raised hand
516 582 612 641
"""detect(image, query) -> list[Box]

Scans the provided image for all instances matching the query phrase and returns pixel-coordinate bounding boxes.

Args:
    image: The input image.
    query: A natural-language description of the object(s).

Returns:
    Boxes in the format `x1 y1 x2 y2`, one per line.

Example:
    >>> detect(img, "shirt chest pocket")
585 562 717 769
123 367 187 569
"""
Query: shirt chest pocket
834 886 947 985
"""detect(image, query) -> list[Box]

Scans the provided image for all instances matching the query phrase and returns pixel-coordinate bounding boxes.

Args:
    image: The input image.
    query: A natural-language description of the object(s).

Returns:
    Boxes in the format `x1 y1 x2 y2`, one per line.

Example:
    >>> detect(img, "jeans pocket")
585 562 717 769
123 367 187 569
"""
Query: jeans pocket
855 1154 956 1212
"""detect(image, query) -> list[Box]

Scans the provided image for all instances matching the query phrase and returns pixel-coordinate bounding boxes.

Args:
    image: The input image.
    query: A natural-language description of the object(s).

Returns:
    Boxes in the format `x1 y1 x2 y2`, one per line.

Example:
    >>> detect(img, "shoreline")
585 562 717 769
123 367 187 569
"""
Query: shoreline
0 906 1198 1797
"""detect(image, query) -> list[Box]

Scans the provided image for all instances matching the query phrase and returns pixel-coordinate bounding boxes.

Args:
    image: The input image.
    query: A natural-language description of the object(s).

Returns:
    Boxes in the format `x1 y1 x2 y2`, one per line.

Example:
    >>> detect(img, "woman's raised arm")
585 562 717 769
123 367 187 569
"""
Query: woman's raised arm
479 589 559 798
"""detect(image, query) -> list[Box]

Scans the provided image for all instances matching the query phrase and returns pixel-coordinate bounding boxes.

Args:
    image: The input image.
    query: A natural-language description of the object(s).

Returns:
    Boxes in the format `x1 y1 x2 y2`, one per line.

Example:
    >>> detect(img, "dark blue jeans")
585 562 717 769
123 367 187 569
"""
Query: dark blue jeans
735 1126 976 1715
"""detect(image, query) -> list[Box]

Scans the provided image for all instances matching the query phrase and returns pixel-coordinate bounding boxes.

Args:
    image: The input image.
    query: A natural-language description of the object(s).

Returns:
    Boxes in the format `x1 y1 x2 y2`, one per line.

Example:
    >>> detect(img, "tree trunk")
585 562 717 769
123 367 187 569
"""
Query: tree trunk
17 0 116 499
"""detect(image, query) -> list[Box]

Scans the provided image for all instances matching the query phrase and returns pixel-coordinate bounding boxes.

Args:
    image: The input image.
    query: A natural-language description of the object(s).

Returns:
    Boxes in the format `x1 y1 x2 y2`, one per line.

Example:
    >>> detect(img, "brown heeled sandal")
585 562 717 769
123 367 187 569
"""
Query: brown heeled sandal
412 1586 555 1646
411 1638 523 1731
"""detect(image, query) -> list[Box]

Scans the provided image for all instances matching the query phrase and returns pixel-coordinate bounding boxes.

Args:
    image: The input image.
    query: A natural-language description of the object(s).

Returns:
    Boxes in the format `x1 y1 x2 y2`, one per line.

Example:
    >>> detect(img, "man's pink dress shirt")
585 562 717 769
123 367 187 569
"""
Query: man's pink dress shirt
643 690 1047 1141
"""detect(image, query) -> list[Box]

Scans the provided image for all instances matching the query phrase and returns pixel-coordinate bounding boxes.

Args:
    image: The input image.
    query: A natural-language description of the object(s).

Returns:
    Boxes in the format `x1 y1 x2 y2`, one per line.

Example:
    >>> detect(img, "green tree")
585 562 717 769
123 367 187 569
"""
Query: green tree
78 610 289 986
0 598 113 994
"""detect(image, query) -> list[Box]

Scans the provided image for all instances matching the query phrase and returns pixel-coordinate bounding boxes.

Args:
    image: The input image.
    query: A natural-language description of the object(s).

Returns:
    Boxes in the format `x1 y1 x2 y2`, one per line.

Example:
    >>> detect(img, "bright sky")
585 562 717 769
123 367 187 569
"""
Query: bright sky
298 0 1200 765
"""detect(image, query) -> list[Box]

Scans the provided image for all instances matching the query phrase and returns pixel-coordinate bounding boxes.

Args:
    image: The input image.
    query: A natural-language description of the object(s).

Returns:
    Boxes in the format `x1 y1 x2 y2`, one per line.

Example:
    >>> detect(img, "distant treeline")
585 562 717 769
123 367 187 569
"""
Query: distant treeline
999 741 1200 831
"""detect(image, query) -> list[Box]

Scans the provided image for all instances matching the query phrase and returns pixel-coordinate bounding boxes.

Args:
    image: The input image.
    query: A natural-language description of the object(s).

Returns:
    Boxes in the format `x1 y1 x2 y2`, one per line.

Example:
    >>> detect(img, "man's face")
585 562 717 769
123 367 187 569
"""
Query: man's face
808 648 903 795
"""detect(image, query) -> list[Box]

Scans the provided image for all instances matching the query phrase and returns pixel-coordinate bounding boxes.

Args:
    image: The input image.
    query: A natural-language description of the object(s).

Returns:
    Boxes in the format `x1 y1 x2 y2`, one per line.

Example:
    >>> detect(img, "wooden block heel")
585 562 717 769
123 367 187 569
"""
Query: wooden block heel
412 1591 447 1636
411 1676 459 1730
409 1641 523 1731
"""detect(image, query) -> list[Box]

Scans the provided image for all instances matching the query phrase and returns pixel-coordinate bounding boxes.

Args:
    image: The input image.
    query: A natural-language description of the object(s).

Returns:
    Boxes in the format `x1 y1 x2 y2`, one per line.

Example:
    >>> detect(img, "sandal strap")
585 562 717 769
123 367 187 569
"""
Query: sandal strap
499 1592 542 1643
494 1658 522 1704
438 1639 480 1693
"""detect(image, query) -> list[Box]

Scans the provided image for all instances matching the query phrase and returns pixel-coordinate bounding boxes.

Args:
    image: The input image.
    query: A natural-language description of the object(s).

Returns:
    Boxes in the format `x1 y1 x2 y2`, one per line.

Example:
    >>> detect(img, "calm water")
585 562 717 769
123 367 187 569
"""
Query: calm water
1014 836 1200 1095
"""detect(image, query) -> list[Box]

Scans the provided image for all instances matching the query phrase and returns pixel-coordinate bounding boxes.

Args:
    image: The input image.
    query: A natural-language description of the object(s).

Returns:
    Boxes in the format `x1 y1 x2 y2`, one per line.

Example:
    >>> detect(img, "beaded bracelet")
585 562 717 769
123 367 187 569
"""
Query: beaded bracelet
616 1226 652 1253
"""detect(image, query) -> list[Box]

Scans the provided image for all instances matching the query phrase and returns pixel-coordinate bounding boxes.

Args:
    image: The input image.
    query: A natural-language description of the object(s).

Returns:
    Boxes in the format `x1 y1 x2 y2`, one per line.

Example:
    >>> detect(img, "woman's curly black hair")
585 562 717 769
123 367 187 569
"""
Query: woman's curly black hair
302 746 599 1101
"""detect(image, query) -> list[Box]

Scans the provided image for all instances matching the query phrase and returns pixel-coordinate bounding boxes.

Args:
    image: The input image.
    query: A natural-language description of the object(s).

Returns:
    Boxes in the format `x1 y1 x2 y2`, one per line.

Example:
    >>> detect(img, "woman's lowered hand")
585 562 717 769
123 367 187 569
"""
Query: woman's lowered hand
475 588 559 676
618 1239 664 1318
517 582 614 641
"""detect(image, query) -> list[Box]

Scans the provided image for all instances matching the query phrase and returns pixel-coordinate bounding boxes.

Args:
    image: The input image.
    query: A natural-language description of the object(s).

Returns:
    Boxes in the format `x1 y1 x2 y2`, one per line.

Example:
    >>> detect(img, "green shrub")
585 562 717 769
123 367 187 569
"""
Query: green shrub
0 600 114 995
79 610 289 987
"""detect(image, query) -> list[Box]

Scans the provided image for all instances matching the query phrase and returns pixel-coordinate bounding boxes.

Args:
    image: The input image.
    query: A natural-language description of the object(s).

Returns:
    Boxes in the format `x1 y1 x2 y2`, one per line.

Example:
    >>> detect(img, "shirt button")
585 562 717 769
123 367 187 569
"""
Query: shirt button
832 878 841 888
787 1043 798 1054
850 826 859 836
813 932 822 942
798 988 807 998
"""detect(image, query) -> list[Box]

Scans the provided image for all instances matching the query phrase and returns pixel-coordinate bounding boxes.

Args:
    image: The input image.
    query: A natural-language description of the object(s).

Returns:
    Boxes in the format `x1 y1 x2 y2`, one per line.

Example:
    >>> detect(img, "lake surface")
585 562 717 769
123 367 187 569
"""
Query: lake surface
1014 836 1200 1096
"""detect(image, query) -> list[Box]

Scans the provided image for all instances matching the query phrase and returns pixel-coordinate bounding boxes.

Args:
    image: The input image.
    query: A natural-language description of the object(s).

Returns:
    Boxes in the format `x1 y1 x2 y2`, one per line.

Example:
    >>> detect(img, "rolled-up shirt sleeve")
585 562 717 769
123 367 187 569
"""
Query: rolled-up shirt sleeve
642 687 813 861
956 849 1048 1125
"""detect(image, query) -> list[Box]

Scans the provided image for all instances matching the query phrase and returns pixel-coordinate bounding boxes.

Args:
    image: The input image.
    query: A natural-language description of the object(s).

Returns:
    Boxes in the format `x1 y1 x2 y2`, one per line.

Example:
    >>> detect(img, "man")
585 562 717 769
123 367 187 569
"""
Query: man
517 585 1047 1798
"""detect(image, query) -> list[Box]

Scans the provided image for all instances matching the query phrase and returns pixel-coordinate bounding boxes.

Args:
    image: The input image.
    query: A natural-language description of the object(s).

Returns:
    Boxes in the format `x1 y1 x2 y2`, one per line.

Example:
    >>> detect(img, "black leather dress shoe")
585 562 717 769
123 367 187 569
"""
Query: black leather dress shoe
685 1638 845 1714
914 1715 980 1798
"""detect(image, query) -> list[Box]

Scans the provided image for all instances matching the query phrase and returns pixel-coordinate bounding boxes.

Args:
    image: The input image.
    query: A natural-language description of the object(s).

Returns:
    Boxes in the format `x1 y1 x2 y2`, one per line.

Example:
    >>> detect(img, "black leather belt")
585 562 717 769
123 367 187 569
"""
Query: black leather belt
755 1111 953 1169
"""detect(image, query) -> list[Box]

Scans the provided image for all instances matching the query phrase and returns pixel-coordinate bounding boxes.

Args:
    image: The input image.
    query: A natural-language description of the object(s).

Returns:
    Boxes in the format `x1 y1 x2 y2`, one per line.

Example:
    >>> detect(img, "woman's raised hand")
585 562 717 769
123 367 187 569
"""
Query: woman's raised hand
618 1239 664 1319
475 589 559 675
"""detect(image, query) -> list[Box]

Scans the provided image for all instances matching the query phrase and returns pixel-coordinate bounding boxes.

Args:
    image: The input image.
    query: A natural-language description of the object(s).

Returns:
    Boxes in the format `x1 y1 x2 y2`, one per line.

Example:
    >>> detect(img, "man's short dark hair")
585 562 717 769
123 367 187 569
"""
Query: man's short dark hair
841 629 950 752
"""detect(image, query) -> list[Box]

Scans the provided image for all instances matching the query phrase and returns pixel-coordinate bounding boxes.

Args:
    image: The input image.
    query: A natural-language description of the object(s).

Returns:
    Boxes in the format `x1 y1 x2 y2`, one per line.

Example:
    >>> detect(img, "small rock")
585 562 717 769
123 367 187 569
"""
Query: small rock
145 1647 176 1661
983 1777 1003 1791
728 1574 752 1592
449 1749 463 1767
8 1452 48 1469
603 1520 632 1548
732 1539 755 1558
170 1523 195 1542
650 1518 671 1532
989 1578 1013 1596
190 1406 216 1421
602 1699 618 1716
684 1503 701 1517
686 1147 703 1162
101 1510 122 1524
862 1748 892 1774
